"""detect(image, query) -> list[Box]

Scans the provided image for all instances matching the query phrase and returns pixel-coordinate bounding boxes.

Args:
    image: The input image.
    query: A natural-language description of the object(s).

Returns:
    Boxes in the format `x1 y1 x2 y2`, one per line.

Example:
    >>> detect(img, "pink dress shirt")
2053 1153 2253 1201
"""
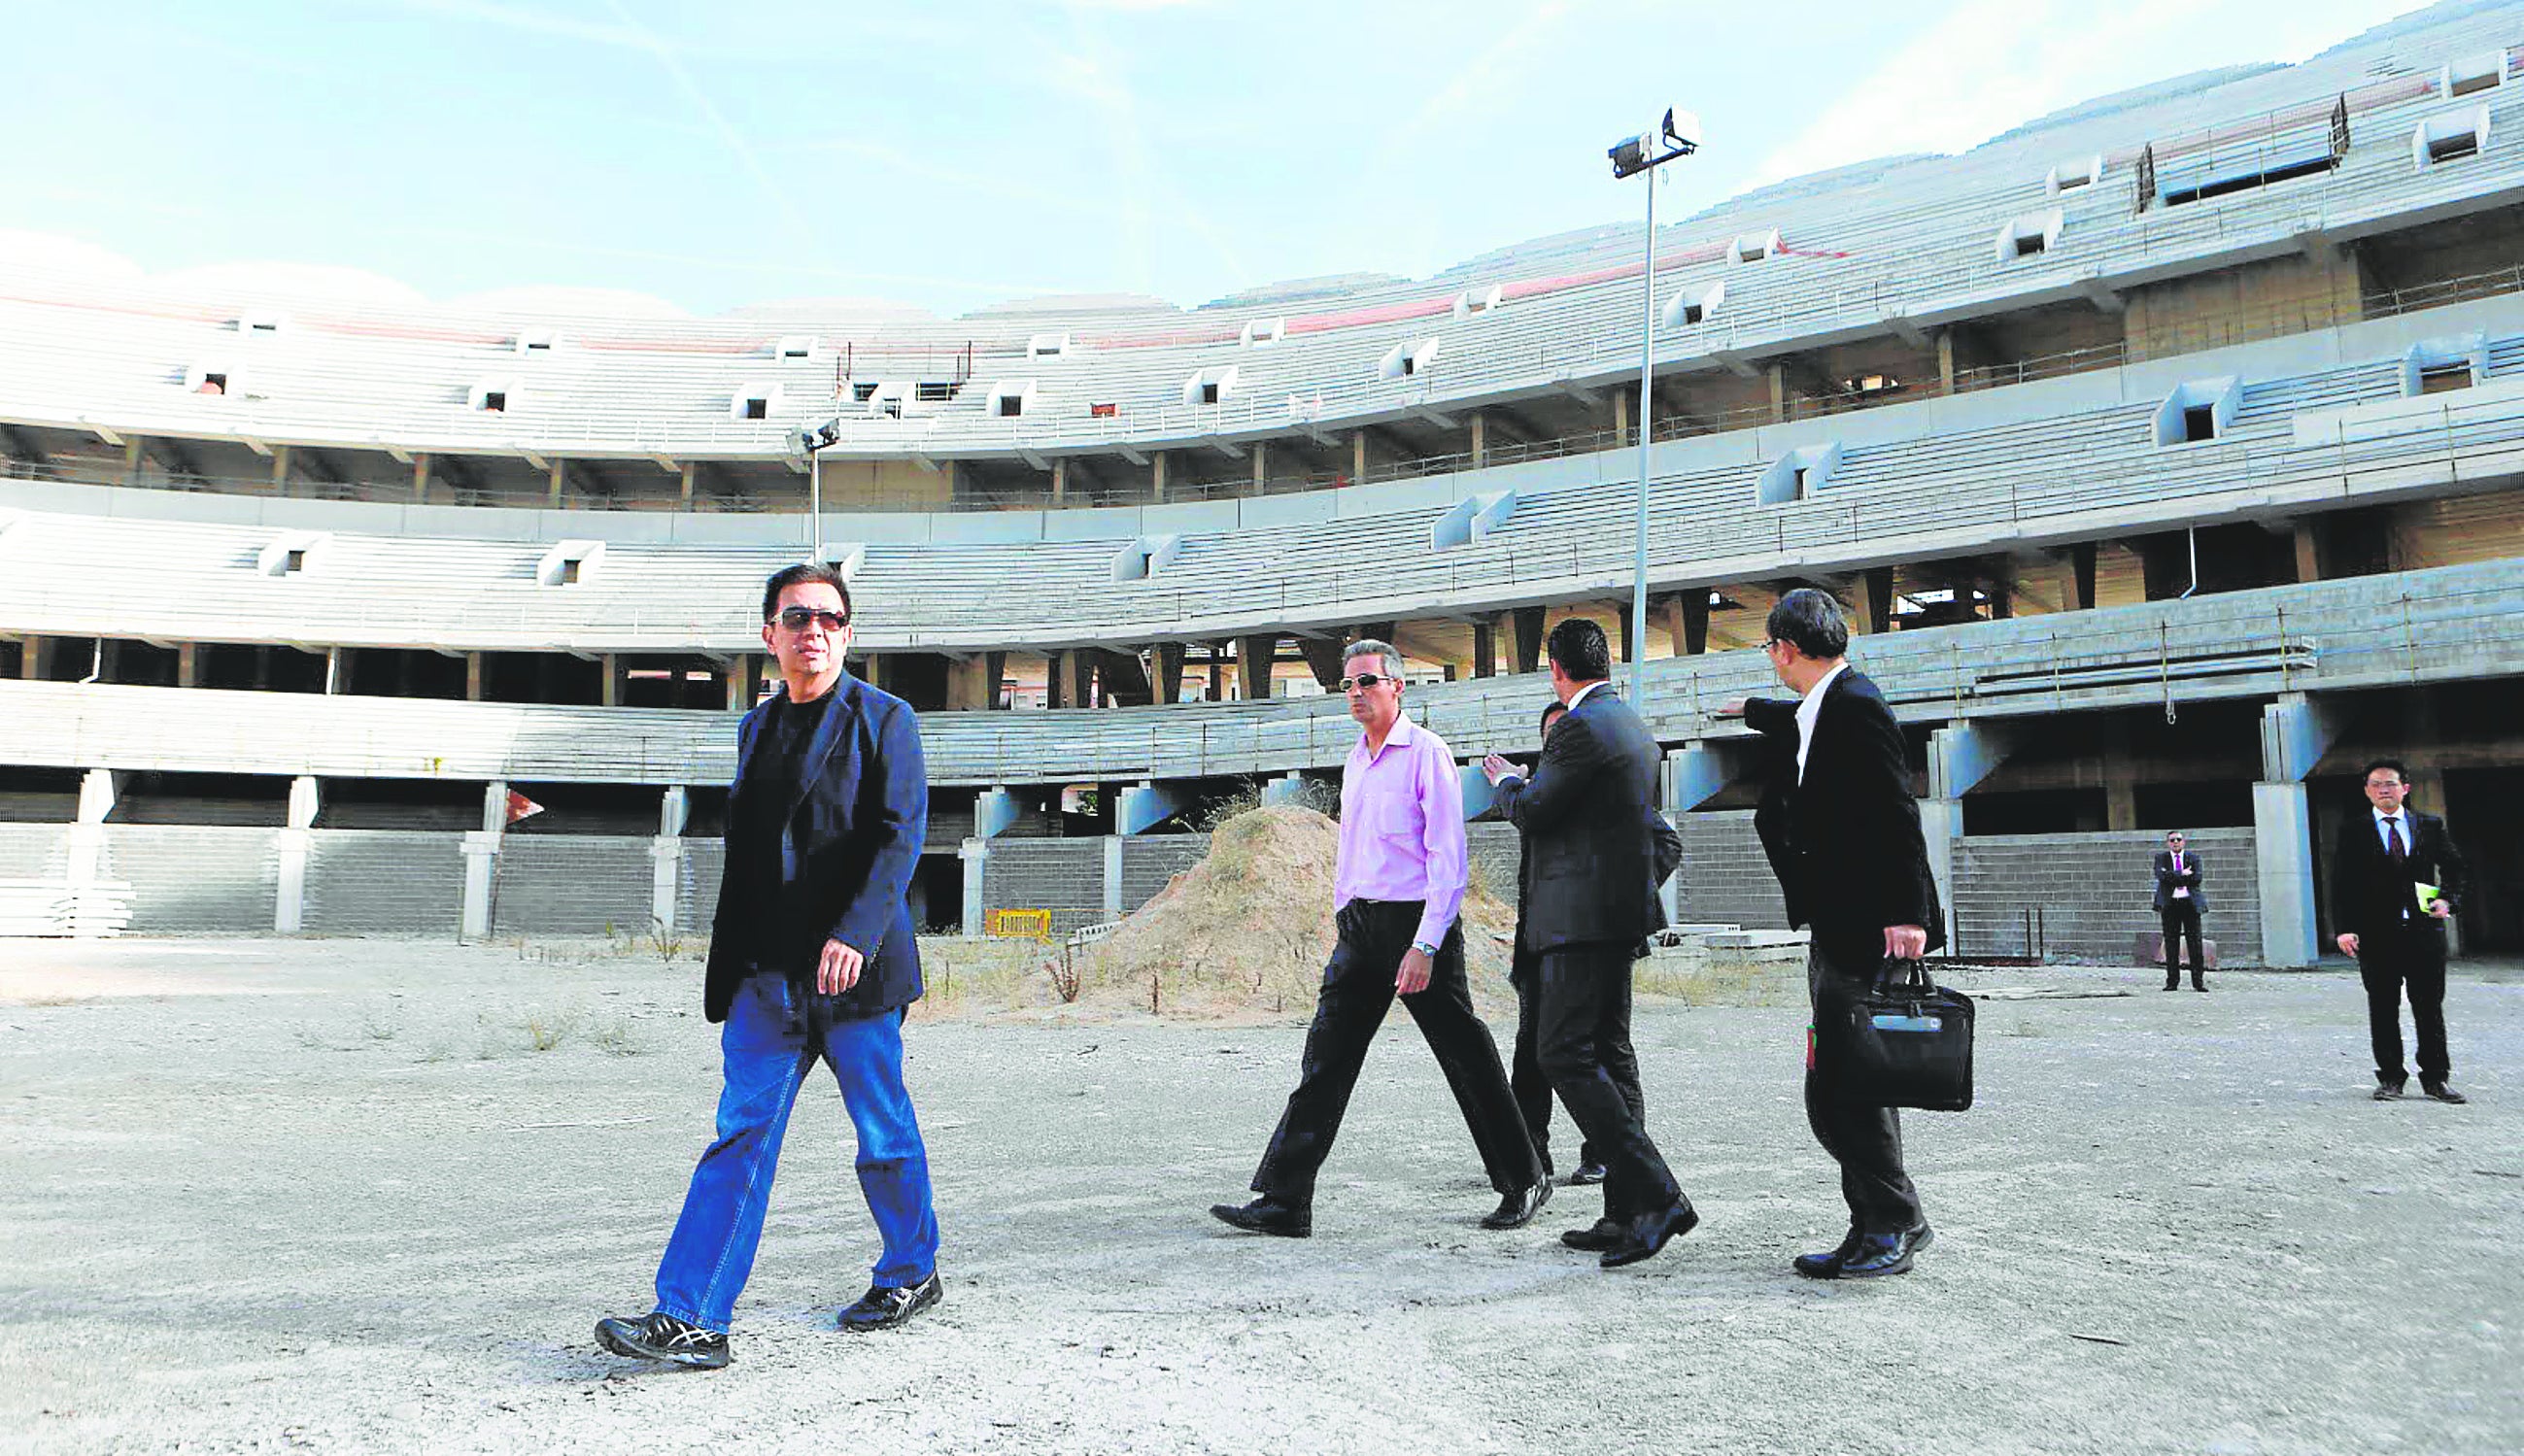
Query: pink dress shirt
1334 713 1468 949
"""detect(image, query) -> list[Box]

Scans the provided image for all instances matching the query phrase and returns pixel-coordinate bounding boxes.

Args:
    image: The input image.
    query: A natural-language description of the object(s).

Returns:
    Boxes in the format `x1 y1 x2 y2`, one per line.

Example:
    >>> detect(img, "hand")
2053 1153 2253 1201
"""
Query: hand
817 938 866 995
2428 900 2453 920
1883 925 1927 960
1481 754 1517 787
1395 946 1434 995
1717 697 1748 719
2336 933 2360 958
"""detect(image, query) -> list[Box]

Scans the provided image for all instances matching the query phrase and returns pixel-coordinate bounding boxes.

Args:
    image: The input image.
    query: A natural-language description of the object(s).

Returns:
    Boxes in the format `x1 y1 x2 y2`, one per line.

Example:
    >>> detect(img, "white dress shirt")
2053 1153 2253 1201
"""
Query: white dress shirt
2372 806 2410 854
1565 680 1606 713
1794 661 1852 785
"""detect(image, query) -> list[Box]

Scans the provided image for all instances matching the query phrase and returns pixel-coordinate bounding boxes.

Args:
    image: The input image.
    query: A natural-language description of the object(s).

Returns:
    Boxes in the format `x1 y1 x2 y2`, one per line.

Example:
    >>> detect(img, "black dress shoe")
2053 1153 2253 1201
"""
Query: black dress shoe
1481 1177 1552 1230
2192 981 2208 992
2421 1081 2469 1104
2372 1081 2406 1101
837 1271 942 1332
1211 1197 1312 1237
1600 1199 1698 1269
595 1311 730 1369
1794 1222 1932 1280
1837 1224 1930 1278
1568 1162 1608 1187
1560 1216 1624 1252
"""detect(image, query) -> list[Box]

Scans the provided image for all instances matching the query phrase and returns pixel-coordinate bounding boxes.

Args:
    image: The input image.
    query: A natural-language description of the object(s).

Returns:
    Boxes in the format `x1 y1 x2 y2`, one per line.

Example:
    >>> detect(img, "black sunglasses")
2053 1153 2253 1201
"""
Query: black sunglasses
1338 672 1392 693
774 607 849 632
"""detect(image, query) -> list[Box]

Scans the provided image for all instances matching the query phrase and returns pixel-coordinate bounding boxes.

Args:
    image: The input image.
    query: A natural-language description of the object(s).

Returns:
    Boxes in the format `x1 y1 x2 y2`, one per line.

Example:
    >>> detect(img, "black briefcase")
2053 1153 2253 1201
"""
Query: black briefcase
1813 959 1975 1111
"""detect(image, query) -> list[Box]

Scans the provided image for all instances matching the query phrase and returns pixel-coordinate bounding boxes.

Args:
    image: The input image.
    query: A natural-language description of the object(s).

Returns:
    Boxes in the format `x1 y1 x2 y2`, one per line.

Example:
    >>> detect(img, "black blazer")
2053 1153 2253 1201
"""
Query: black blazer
704 672 929 1024
1743 668 1944 958
2152 850 2206 913
2329 808 2468 951
1495 687 1671 954
1513 806 1682 960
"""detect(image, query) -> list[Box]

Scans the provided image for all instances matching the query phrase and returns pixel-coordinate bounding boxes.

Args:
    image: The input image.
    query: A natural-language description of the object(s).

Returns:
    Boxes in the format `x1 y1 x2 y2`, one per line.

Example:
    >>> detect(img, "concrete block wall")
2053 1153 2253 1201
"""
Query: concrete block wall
980 838 1108 935
1119 835 1209 911
1953 828 2261 965
1466 822 1521 904
1674 811 1790 930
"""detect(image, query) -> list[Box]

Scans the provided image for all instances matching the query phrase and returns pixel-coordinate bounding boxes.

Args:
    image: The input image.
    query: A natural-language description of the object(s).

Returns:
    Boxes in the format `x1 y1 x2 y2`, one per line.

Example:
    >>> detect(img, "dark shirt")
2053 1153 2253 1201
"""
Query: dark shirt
725 685 836 973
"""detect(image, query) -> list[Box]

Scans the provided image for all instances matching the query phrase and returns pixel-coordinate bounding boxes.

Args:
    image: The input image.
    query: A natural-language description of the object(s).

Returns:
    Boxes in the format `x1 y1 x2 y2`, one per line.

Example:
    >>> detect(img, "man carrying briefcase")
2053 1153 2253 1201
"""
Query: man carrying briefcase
1730 589 1948 1280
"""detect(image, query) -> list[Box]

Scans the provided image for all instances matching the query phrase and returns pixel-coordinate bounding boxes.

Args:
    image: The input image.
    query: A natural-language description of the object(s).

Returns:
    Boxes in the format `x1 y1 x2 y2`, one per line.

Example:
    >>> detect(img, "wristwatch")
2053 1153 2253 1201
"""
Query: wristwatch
1411 939 1439 958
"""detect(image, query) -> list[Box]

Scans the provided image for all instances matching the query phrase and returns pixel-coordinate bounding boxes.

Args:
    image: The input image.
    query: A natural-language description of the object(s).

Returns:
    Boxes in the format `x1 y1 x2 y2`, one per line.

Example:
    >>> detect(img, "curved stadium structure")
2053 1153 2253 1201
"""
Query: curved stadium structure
6 0 2524 962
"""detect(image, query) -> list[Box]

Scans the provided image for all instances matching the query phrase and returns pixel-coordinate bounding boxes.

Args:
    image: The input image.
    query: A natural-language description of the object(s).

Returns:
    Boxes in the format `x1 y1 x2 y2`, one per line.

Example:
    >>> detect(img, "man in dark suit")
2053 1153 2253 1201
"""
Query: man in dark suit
2153 830 2208 992
598 563 940 1370
1482 619 1696 1269
2330 759 2472 1103
1733 588 1944 1280
1503 699 1684 1204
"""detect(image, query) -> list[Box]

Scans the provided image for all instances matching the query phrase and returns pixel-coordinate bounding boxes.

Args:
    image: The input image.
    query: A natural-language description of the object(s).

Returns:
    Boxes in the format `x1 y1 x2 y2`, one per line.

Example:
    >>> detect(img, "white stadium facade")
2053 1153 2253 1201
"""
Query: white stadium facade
4 0 2524 963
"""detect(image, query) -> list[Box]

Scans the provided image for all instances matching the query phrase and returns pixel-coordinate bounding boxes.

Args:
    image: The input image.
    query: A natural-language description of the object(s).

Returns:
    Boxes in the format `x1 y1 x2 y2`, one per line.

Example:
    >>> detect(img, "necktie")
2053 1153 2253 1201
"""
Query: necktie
2385 818 2406 864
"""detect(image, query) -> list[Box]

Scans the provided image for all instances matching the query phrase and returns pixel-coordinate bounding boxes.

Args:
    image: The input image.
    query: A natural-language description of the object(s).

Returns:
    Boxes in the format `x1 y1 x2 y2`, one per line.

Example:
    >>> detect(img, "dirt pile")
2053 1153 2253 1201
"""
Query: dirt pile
1080 805 1518 1021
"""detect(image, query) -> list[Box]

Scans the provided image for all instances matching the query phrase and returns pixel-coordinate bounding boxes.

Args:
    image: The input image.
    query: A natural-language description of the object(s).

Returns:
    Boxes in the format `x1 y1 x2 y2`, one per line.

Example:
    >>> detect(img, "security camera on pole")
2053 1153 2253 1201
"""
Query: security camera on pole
1606 108 1699 673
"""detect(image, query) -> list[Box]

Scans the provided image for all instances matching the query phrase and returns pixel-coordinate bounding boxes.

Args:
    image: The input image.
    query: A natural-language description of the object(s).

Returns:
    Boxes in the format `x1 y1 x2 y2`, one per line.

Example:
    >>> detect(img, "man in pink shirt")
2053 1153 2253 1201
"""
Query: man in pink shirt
1211 640 1551 1237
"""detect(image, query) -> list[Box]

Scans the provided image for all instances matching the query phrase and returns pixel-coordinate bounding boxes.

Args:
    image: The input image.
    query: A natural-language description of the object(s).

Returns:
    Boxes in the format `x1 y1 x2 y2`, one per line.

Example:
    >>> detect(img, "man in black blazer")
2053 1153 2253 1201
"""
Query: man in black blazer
598 563 941 1370
2152 831 2208 992
2330 759 2473 1103
1734 589 1944 1280
1483 619 1696 1269
1503 699 1684 1202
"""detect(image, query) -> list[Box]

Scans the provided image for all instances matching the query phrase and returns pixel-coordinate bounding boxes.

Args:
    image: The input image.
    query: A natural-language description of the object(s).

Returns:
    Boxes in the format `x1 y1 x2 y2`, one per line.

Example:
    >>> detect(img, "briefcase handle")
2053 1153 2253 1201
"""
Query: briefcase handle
1871 957 1934 992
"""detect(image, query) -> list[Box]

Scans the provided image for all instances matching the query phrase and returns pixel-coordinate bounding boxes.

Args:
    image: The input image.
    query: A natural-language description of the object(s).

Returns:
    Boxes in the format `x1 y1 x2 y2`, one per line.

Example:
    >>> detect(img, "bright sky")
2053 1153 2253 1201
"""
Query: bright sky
3 0 2435 319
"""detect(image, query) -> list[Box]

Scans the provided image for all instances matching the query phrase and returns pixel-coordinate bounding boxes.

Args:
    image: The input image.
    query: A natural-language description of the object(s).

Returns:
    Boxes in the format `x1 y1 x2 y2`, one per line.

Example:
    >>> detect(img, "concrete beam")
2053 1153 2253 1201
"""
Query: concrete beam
975 786 1022 839
1709 349 1761 380
2077 275 2126 315
2260 693 2345 783
1117 444 1149 467
1664 740 1758 811
1554 379 1604 407
1928 722 2015 800
1883 311 1930 350
77 768 117 825
1116 780 1190 836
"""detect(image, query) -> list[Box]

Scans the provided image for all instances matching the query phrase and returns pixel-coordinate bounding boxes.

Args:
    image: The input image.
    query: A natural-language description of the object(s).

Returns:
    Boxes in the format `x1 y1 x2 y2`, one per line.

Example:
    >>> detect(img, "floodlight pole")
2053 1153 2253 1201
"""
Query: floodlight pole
1632 168 1654 675
809 443 824 560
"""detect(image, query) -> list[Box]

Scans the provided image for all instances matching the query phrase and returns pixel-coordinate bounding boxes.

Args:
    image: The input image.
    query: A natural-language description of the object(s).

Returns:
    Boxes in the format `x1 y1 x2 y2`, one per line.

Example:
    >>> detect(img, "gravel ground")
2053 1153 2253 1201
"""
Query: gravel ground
2 938 2518 1455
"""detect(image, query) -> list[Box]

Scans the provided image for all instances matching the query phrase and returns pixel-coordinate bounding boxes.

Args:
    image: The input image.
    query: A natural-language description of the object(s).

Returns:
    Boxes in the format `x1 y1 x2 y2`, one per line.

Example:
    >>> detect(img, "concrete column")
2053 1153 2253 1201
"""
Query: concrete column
2100 718 2137 830
659 786 690 837
726 658 754 711
1151 643 1186 705
177 642 199 688
1261 773 1309 807
1470 411 1487 466
1103 836 1125 920
466 653 485 701
650 837 682 935
959 838 988 937
1678 594 1709 656
1250 441 1269 493
1150 451 1167 503
1918 797 1961 942
1619 610 1639 665
460 831 499 941
600 654 620 708
975 786 1021 839
1664 741 1755 812
78 768 117 825
412 453 432 503
547 458 567 506
2293 521 2321 584
1511 607 1545 674
1351 431 1369 483
274 776 320 936
1935 328 1956 393
324 647 344 695
1612 389 1629 446
1050 459 1068 505
18 635 43 680
1765 364 1789 423
483 780 511 834
1238 634 1277 700
122 437 144 485
2253 783 2319 967
679 462 699 504
269 445 291 494
1471 622 1495 678
1855 567 1894 636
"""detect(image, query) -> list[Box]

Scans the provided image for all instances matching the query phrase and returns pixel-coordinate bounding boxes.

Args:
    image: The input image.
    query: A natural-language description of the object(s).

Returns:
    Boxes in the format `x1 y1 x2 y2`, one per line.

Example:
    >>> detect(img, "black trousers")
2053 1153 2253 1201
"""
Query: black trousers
2359 924 2451 1085
1536 942 1679 1220
2161 904 2205 987
1509 948 1637 1176
1253 900 1542 1205
1806 941 1924 1235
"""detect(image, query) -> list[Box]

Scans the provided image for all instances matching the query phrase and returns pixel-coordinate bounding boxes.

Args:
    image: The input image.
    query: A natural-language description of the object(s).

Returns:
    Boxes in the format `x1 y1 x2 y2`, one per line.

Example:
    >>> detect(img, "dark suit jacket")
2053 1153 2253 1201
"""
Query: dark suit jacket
1494 686 1671 954
2152 850 2206 914
704 671 929 1023
2329 807 2468 959
1743 668 1944 960
1513 806 1682 965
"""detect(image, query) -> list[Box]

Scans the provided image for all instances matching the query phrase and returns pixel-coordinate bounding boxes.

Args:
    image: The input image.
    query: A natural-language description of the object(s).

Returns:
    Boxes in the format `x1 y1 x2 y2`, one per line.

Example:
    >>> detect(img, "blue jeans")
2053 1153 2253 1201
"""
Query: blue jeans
654 973 938 1332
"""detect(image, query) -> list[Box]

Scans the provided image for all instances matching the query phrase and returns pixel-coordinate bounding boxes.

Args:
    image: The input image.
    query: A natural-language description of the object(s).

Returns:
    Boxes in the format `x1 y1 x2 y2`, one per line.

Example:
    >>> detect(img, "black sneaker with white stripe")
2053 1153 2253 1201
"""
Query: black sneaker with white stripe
836 1271 943 1332
595 1311 731 1370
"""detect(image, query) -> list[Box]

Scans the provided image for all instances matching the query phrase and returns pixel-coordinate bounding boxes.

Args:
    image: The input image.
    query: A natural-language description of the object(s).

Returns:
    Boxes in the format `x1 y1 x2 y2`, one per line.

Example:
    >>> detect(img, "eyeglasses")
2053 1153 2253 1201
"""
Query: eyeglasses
774 607 849 633
1338 673 1392 693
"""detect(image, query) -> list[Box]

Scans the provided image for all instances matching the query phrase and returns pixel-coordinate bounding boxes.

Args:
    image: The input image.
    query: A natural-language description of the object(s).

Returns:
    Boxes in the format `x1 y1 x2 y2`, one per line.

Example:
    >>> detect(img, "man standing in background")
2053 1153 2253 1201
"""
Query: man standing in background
2154 831 2208 992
